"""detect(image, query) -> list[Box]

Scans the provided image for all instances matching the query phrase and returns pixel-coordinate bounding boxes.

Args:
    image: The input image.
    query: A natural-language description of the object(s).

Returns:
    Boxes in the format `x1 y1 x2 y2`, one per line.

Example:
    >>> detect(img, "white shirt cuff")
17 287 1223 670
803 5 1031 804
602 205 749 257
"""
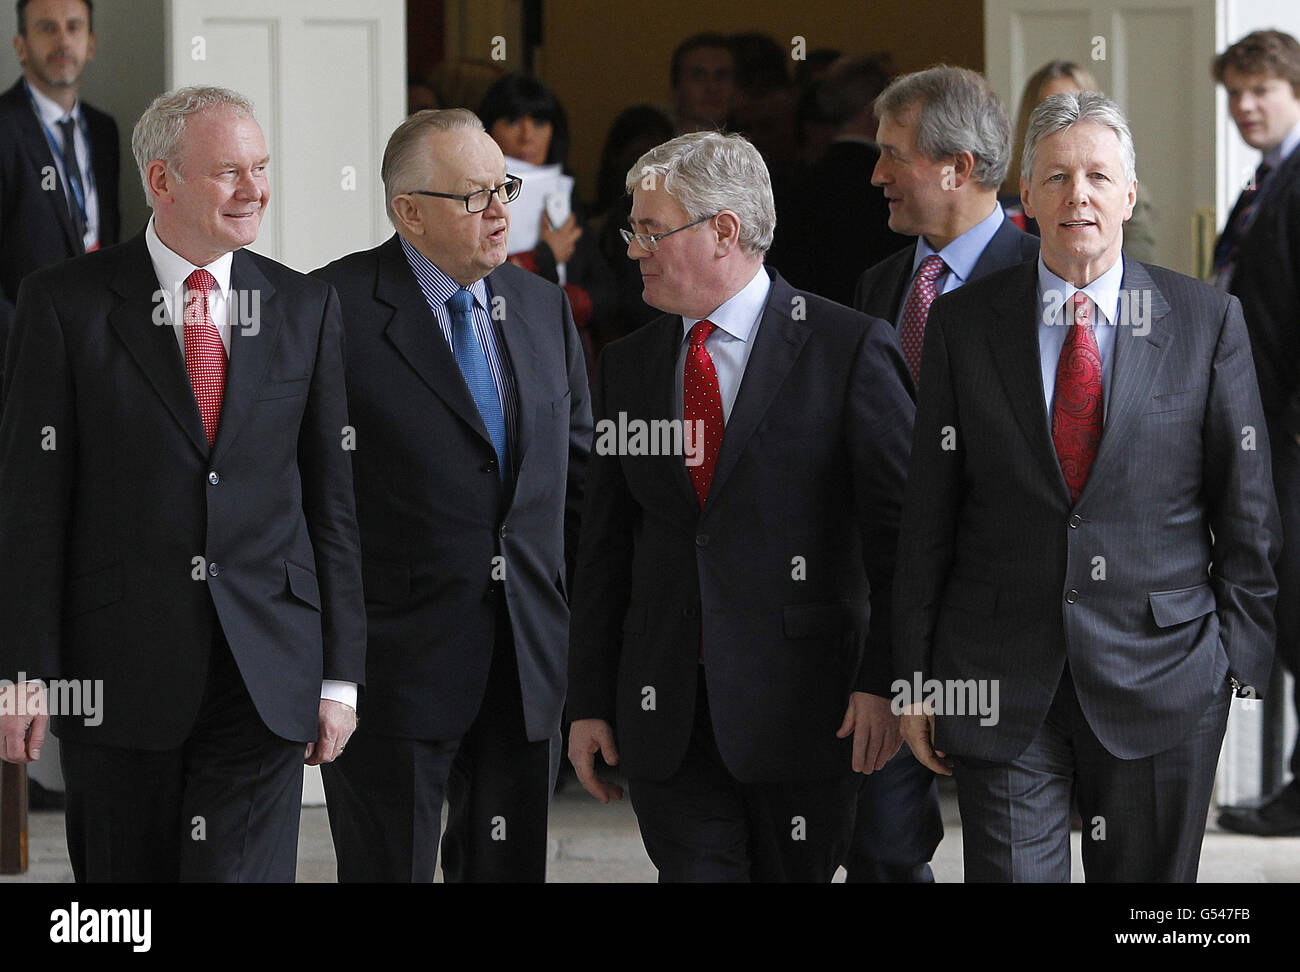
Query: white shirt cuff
320 680 358 710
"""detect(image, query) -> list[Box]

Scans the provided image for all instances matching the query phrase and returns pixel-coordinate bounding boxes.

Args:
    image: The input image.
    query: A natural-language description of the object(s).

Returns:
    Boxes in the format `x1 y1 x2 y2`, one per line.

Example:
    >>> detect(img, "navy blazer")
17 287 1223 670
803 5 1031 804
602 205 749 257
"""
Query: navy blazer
313 236 592 743
567 268 915 782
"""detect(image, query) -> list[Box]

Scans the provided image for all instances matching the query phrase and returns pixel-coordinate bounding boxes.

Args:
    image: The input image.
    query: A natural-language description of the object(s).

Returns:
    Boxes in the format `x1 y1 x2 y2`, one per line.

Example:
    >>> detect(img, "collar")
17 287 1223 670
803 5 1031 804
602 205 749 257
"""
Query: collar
25 77 81 127
398 235 490 309
680 265 771 344
1036 251 1125 327
146 216 234 298
914 201 1004 284
1263 116 1300 170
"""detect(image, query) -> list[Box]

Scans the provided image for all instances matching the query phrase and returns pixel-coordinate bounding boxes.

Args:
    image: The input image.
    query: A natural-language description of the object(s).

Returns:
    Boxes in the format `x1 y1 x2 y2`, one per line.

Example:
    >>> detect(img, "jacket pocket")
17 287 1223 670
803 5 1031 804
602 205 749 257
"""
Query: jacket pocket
1148 583 1216 628
285 560 322 611
65 563 123 617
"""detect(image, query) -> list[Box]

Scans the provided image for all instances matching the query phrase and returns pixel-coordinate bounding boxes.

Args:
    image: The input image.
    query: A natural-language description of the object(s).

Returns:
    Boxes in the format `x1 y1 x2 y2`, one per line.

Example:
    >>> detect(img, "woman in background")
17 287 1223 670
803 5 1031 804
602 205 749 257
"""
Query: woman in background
1003 60 1157 262
478 74 616 370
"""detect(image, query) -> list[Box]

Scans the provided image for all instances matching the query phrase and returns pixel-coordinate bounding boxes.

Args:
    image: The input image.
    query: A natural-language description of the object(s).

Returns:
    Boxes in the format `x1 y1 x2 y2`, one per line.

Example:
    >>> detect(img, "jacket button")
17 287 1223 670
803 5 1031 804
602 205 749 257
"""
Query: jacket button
499 524 508 538
208 471 220 485
208 562 221 577
1068 514 1081 528
1065 589 1078 603
695 534 709 548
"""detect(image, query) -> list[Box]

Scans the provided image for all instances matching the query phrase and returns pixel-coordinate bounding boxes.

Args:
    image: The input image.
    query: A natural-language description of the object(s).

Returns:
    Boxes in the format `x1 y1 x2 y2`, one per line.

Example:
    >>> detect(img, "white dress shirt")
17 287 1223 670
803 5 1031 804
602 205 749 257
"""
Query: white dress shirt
674 265 772 423
1035 253 1125 419
27 80 100 251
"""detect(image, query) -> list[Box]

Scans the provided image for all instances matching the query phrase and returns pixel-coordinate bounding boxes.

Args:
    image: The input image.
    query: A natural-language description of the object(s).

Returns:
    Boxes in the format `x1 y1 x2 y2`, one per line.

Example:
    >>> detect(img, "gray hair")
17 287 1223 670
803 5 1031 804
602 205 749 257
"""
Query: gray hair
1021 90 1137 186
381 108 485 227
874 66 1011 189
626 131 775 254
132 86 258 208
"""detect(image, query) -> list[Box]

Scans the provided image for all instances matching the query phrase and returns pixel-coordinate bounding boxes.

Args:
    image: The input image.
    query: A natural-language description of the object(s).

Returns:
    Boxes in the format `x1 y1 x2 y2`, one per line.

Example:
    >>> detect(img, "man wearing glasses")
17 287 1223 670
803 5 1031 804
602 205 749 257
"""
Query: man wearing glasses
567 131 915 881
313 108 592 882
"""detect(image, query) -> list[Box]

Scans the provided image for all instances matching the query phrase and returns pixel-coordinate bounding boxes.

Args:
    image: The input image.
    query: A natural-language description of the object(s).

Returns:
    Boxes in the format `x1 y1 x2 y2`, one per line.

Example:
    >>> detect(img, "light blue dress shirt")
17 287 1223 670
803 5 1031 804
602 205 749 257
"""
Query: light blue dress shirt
674 266 772 423
896 203 1005 328
1036 254 1126 420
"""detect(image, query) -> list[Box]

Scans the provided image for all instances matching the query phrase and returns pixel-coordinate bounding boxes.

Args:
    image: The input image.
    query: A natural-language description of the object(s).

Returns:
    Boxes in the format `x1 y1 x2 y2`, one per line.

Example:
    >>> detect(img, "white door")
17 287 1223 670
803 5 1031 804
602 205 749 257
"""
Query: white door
167 0 406 272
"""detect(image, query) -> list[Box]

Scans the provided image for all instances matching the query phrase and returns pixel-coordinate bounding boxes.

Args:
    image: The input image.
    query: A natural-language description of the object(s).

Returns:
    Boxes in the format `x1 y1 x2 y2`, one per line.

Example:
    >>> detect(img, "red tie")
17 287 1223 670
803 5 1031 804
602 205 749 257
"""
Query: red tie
898 254 946 389
183 268 226 448
684 319 724 508
1052 292 1102 503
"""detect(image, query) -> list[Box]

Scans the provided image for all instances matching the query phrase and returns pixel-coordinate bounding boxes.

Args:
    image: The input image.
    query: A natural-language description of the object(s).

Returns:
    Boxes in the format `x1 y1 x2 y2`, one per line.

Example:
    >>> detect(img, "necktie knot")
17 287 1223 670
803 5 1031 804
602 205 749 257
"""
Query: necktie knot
1072 291 1093 327
917 253 947 284
689 318 717 348
447 287 474 316
186 268 217 298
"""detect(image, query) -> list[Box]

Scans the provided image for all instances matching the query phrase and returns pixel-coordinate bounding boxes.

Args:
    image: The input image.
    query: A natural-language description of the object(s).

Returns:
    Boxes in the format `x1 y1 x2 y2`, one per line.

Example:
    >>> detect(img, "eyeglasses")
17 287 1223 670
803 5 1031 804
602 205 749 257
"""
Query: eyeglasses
406 175 523 213
620 213 718 252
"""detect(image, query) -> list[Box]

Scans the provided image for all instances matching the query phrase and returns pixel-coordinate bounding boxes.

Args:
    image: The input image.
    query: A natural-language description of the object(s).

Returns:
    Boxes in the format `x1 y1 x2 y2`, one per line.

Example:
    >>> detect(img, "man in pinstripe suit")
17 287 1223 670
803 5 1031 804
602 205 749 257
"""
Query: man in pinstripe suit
894 91 1280 881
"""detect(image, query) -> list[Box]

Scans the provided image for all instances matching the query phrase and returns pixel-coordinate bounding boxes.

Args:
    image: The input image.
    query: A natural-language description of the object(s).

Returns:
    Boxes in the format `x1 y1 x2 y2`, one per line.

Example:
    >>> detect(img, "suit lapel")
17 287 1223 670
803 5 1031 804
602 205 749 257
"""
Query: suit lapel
987 260 1070 497
107 234 211 456
376 236 493 448
210 250 283 463
650 313 699 509
6 82 82 254
969 220 1023 282
1077 258 1172 502
704 270 809 512
488 267 538 470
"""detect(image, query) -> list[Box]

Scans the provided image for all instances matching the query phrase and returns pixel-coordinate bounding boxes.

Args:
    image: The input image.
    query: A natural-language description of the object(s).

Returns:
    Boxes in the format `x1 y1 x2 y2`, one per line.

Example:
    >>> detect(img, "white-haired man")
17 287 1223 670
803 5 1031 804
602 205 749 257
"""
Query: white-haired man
567 131 915 881
0 86 366 881
895 91 1279 881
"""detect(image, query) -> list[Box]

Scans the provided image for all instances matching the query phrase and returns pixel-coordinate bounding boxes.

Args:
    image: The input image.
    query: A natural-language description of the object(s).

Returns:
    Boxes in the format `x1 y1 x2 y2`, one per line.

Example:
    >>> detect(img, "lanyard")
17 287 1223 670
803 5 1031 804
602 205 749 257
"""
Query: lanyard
25 83 93 224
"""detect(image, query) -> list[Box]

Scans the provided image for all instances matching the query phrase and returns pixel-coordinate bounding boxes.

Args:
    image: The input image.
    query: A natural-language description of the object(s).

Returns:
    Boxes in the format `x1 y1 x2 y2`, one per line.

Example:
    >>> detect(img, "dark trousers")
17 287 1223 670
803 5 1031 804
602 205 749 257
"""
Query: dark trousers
322 616 555 882
61 629 305 882
628 670 858 882
1269 421 1300 778
953 666 1230 882
844 744 943 882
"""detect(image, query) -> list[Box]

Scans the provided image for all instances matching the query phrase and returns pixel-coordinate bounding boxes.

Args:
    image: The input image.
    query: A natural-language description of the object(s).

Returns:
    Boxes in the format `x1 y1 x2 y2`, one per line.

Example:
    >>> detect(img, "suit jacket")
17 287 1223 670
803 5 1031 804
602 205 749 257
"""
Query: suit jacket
768 140 910 306
0 233 367 749
893 256 1281 763
312 236 592 743
567 268 915 783
853 215 1040 325
0 79 121 332
1227 145 1300 439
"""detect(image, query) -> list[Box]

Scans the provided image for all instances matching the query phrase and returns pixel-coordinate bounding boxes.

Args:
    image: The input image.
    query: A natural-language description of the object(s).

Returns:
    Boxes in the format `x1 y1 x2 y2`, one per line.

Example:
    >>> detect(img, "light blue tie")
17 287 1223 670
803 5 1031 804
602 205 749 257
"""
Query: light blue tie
447 287 510 481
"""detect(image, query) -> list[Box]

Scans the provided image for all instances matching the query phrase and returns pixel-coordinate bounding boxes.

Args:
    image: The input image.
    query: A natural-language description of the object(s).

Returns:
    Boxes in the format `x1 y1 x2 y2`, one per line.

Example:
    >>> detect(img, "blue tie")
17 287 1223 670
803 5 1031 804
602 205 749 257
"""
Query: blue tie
447 288 510 481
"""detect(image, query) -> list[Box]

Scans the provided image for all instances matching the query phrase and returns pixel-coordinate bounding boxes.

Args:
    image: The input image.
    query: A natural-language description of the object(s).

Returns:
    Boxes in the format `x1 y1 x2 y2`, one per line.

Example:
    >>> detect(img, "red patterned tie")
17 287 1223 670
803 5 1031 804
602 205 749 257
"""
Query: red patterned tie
684 319 724 508
898 254 947 389
183 268 226 448
1052 292 1102 503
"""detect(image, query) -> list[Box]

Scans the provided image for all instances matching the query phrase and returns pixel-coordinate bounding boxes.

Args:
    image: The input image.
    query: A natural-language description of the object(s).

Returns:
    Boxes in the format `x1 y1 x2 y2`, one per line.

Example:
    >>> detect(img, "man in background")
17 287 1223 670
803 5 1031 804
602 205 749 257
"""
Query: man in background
670 33 736 134
1211 29 1300 838
1 0 119 336
847 65 1038 882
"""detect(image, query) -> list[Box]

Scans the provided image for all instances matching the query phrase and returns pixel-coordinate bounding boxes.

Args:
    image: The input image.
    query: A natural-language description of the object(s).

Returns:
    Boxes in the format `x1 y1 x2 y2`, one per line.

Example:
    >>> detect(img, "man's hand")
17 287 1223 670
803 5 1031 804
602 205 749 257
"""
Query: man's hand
837 691 902 773
899 708 953 776
568 718 623 803
305 699 357 766
0 681 48 764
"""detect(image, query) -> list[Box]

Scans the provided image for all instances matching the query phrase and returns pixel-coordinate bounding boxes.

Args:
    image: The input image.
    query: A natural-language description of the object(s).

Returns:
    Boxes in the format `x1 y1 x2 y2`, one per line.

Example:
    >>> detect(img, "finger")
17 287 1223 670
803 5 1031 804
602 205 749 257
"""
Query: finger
835 704 854 739
597 734 620 767
27 714 48 761
851 721 869 773
304 742 316 764
862 725 883 774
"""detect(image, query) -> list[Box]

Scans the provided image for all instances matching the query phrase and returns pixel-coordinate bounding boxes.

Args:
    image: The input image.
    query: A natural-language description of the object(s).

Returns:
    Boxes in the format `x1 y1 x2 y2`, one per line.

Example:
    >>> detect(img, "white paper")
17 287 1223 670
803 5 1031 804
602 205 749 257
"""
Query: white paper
504 156 574 255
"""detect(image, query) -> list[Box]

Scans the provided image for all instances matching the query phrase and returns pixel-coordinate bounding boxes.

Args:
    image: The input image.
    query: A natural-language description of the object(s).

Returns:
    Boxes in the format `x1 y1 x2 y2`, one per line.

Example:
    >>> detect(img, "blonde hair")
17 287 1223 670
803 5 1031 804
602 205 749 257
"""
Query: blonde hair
1003 61 1099 197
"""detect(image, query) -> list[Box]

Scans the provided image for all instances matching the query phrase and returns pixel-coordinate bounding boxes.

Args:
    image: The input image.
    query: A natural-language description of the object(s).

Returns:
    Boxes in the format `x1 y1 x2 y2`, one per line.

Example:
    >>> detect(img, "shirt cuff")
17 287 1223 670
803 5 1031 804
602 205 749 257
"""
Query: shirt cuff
321 680 358 710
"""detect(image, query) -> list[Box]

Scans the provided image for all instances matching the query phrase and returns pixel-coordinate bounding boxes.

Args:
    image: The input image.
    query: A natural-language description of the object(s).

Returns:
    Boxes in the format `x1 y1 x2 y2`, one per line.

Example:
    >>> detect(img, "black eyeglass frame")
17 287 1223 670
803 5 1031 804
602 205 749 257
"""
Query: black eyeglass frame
406 175 523 213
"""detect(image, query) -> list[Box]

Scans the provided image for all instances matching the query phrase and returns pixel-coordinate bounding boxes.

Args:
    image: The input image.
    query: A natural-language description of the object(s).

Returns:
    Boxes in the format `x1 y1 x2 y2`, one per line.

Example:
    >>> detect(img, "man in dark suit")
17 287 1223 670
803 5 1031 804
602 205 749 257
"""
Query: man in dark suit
846 66 1039 884
314 109 591 883
895 91 1280 882
0 86 366 882
567 131 915 882
769 55 908 305
1211 30 1300 837
1 0 120 337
